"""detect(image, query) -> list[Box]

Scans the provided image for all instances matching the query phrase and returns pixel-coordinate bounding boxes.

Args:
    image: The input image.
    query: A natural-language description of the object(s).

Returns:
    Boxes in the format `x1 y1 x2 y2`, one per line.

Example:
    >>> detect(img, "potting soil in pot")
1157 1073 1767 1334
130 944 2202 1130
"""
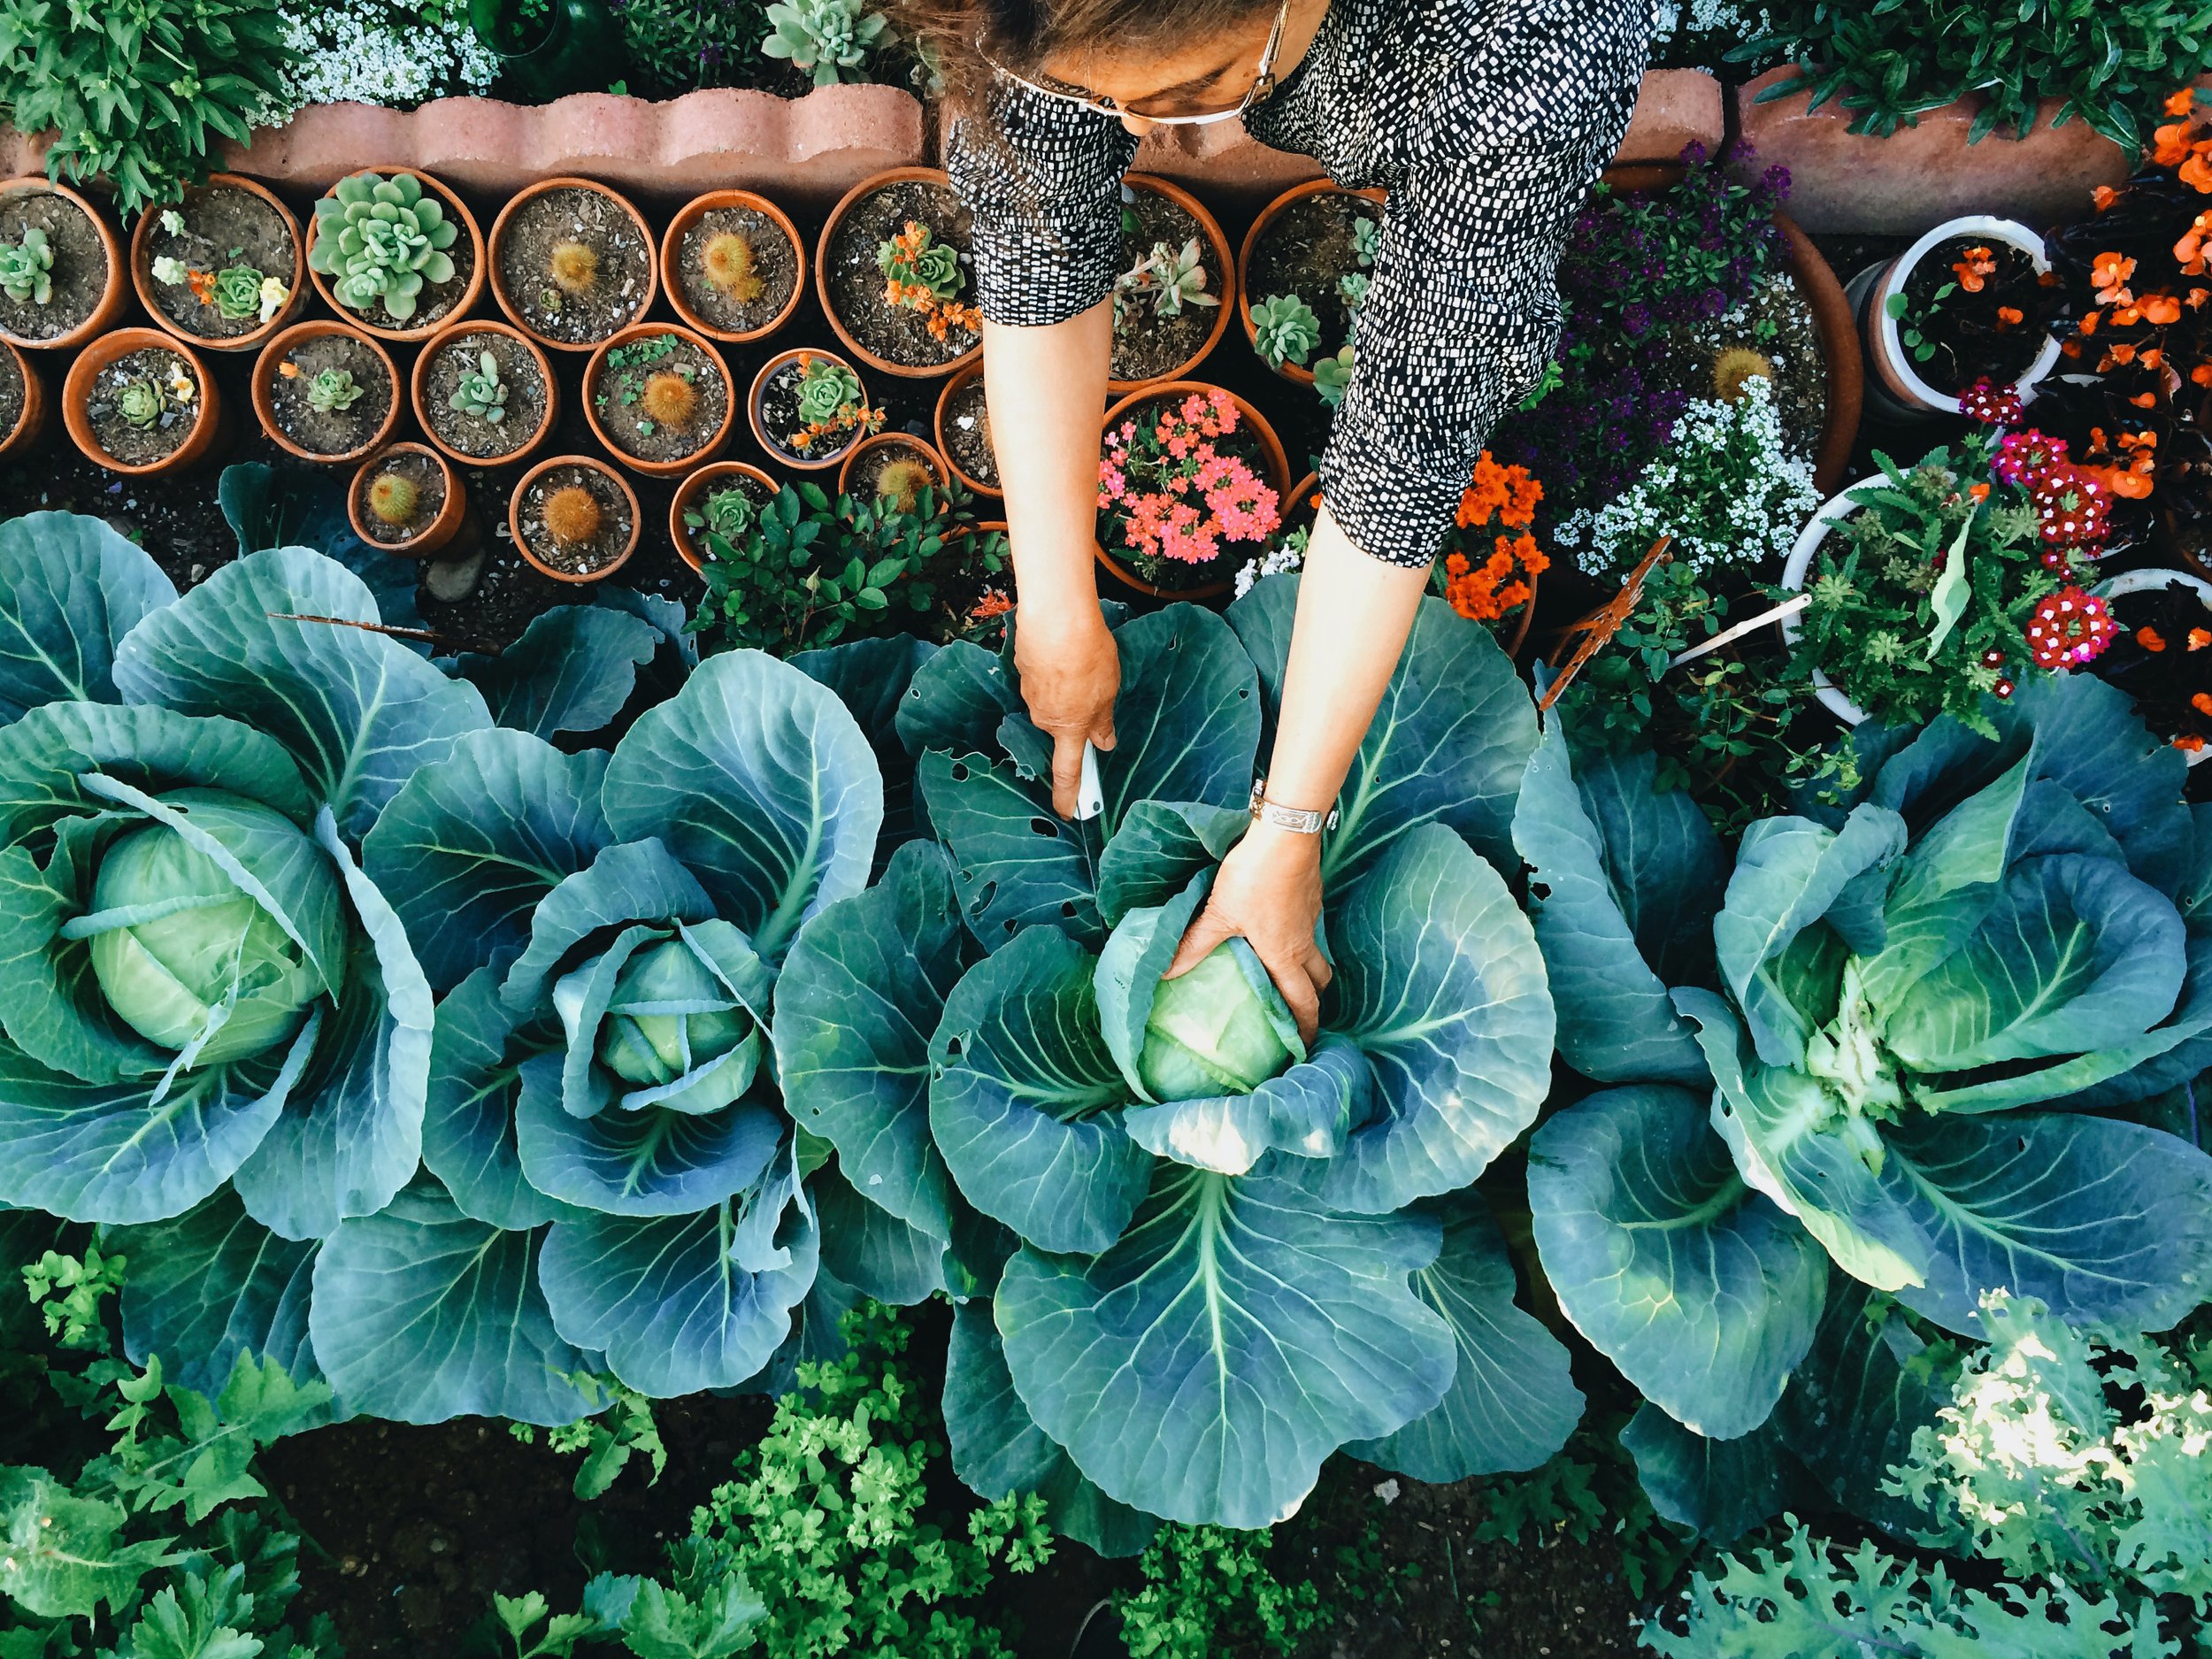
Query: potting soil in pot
592 330 728 466
847 439 942 511
1244 188 1378 363
269 332 393 457
420 329 549 461
673 204 800 336
355 449 447 548
1650 272 1827 455
1898 236 2052 396
0 349 22 440
502 187 651 347
1110 188 1220 383
142 184 294 342
83 346 201 467
2091 580 2212 755
518 462 632 576
942 373 997 488
826 179 979 369
0 188 107 343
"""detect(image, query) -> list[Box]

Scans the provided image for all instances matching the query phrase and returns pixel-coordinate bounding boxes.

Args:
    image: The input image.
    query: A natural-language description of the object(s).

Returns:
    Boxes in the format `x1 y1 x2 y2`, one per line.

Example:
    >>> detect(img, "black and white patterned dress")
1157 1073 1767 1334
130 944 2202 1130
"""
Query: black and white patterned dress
947 0 1651 569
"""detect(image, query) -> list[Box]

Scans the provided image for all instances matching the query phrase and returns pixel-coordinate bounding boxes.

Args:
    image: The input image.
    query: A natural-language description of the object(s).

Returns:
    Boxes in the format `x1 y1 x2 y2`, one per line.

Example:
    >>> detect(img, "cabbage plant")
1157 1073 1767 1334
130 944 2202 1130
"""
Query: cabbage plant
1517 674 2212 1530
775 581 1571 1534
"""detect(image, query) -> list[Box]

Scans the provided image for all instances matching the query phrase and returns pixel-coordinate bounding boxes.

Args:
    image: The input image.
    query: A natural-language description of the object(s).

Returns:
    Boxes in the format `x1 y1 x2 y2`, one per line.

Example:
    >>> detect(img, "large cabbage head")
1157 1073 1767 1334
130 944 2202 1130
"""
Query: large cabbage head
1133 937 1298 1102
549 918 767 1117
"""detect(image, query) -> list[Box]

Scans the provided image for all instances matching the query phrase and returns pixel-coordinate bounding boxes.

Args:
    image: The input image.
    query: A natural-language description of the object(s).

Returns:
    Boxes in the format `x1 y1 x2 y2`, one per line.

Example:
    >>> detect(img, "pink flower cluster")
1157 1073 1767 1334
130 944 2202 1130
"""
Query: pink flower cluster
1098 388 1281 566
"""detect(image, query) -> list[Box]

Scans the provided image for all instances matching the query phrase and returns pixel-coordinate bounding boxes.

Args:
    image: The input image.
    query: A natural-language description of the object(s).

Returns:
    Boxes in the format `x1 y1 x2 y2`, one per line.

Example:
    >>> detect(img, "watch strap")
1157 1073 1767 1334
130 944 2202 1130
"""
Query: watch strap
1249 780 1338 834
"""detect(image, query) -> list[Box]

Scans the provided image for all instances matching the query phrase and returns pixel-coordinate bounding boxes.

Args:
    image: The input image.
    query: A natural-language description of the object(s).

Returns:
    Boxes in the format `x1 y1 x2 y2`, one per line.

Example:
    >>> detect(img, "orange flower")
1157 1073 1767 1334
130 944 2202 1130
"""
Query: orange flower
2140 626 2170 651
1952 246 1997 293
2192 627 2212 650
2114 304 2145 327
2092 252 2137 303
2180 733 2208 753
2155 118 2199 168
2185 148 2212 194
2169 88 2200 118
2143 294 2185 325
2132 391 2160 408
969 589 1013 621
2193 692 2212 718
2101 342 2139 369
2093 184 2119 211
2080 309 2102 334
1996 305 2024 326
277 360 300 379
1442 531 1546 622
2142 347 2166 370
2194 364 2212 387
2178 212 2212 273
185 268 217 306
1455 451 1542 530
1968 482 1992 501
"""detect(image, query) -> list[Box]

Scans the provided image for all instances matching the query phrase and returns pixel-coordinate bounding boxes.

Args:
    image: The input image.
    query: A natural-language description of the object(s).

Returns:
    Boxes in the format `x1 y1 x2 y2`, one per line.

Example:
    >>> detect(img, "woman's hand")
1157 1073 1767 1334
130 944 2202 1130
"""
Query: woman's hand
1165 822 1331 1045
1016 602 1119 818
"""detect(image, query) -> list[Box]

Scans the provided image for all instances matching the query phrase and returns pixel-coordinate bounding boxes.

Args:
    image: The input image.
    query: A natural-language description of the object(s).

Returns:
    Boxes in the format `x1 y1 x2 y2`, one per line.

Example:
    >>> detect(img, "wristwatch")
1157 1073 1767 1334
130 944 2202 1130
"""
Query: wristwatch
1249 780 1339 835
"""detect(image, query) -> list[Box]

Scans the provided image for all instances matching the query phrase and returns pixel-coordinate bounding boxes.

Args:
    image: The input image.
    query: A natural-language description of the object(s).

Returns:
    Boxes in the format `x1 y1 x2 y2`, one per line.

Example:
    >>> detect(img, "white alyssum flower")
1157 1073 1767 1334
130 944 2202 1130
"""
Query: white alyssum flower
1554 375 1817 578
1233 536 1307 598
1649 0 1772 48
276 0 501 112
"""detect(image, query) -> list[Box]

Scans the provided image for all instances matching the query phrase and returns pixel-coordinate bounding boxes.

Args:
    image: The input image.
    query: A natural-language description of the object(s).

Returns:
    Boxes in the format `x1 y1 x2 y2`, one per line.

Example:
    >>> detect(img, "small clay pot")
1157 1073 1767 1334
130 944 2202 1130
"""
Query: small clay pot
933 360 1000 499
839 430 950 508
510 452 641 584
660 188 807 345
488 175 659 354
251 319 403 465
1109 174 1237 395
670 459 781 573
411 316 559 466
349 442 466 557
749 346 871 472
0 340 48 462
303 166 487 345
816 165 981 380
581 321 737 478
0 176 129 351
1094 380 1291 603
1235 178 1387 388
130 173 305 354
62 326 226 476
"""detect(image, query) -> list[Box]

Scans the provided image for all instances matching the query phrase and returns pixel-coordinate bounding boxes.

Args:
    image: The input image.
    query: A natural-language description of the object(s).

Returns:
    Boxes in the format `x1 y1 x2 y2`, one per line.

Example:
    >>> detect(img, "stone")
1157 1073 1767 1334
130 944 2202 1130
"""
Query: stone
1732 66 2135 234
423 546 485 603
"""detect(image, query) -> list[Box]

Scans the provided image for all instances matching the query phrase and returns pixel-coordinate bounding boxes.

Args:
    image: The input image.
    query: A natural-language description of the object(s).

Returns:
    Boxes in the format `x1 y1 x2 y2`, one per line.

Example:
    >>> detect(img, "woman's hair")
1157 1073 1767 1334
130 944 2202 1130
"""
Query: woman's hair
891 0 1280 114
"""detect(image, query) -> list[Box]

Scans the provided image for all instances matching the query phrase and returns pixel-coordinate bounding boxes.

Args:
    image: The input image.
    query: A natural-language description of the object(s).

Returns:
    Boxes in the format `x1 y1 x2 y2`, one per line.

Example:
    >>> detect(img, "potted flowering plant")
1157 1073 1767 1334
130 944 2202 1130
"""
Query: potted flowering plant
1438 453 1550 657
2085 566 2212 762
1849 214 2062 419
749 347 879 470
817 167 981 377
129 176 302 353
1094 381 1286 599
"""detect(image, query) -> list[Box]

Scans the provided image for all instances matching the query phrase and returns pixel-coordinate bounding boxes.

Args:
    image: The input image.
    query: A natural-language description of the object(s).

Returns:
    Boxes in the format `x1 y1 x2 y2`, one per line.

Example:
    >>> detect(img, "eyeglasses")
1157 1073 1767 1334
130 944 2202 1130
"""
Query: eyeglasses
981 0 1291 126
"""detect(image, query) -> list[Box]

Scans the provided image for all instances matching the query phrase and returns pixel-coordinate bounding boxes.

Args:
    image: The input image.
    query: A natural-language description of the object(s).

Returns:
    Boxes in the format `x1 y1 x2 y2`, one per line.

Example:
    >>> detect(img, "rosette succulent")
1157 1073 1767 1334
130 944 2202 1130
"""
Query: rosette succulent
308 171 459 323
760 0 888 86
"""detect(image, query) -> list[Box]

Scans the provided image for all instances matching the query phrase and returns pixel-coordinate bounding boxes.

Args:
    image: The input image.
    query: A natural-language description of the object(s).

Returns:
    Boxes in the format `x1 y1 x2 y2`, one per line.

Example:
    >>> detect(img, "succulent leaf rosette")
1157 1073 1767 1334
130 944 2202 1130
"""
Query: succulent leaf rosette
774 580 1566 1534
308 171 459 322
1518 675 2212 1517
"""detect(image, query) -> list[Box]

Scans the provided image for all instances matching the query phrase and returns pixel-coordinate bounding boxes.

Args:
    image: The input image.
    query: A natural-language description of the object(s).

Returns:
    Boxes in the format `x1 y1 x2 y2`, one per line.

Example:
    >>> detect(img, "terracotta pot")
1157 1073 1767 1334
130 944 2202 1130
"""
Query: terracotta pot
816 165 980 380
510 452 641 584
1602 161 1863 494
933 359 999 499
410 316 559 466
251 319 403 465
838 429 949 506
581 321 737 478
129 173 305 354
660 188 807 345
1235 178 1386 388
1094 380 1290 602
62 327 226 476
749 346 870 471
488 174 658 354
349 442 466 557
1110 173 1238 395
1846 214 2060 421
0 176 128 351
0 340 47 461
670 459 781 573
303 166 487 345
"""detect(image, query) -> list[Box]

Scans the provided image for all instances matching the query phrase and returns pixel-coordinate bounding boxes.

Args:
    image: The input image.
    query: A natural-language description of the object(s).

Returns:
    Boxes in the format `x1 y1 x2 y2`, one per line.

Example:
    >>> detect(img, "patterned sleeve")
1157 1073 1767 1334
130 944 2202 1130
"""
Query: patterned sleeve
1320 54 1642 569
946 81 1140 328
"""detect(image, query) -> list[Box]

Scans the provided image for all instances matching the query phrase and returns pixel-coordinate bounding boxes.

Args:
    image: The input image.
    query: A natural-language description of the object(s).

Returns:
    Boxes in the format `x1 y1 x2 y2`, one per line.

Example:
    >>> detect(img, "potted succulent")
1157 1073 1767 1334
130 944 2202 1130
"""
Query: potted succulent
61 326 223 475
129 174 303 352
837 430 950 511
1236 179 1386 386
489 176 657 354
581 322 736 478
749 346 878 470
0 177 127 350
305 168 484 343
1848 215 2062 419
817 166 981 378
671 459 780 573
933 360 999 497
251 319 402 465
349 442 468 558
411 317 558 465
1095 380 1288 600
510 452 641 583
1108 174 1234 393
660 188 806 344
0 340 45 462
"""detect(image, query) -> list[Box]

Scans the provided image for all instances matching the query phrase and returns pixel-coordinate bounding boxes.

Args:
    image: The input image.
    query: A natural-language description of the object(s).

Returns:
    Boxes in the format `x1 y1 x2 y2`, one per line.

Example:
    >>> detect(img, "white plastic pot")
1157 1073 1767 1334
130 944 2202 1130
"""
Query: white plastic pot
2092 566 2212 765
1779 484 1873 727
1847 215 2063 421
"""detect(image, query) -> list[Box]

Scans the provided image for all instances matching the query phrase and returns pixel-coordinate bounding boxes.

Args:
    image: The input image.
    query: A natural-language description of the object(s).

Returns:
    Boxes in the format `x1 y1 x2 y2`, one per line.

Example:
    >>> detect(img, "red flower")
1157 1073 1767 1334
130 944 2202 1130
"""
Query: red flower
2025 588 2117 669
2029 465 2112 549
1957 378 2023 426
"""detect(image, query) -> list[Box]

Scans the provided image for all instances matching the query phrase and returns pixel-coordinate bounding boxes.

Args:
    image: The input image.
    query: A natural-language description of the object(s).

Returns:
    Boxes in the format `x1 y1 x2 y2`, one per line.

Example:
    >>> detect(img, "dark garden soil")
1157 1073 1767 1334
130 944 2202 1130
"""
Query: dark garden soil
1652 271 1826 449
757 354 867 464
1110 187 1220 383
0 348 22 439
672 203 801 335
826 178 979 369
142 184 294 341
421 328 549 459
355 448 447 548
943 371 998 488
83 346 202 467
322 187 476 336
2090 580 2212 755
590 329 729 466
516 459 633 576
1244 188 1378 363
500 185 653 347
267 330 393 457
1899 235 2049 396
0 188 106 343
847 436 944 509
